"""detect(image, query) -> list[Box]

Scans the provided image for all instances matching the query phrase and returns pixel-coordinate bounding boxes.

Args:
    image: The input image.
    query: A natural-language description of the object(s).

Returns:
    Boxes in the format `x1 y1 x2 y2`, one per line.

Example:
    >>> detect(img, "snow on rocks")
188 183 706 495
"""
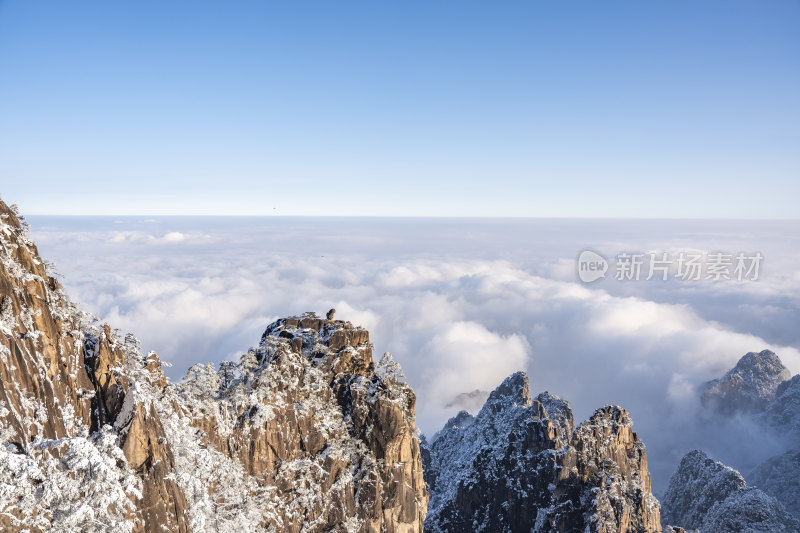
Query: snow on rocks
0 199 427 532
701 350 791 415
423 371 660 533
661 449 800 532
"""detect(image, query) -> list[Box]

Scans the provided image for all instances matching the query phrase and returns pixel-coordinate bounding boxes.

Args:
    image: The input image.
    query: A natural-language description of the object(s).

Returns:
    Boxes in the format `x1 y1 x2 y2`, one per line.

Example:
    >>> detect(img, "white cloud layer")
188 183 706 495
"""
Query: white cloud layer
27 216 800 493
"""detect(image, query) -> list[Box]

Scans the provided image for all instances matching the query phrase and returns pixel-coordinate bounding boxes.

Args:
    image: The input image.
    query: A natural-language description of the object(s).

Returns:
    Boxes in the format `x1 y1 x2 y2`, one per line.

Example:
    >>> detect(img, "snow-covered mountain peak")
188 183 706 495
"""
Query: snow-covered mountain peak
701 349 791 414
477 370 532 416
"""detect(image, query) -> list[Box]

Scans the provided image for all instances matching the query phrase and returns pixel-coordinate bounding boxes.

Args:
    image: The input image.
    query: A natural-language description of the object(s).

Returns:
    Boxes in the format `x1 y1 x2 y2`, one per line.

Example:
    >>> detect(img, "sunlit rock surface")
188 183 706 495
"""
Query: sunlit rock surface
0 199 427 532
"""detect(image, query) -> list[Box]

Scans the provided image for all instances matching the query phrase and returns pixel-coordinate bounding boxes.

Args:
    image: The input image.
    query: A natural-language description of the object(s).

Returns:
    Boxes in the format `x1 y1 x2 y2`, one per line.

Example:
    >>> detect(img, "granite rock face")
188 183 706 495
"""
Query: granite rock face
423 372 661 533
172 318 428 532
661 449 800 532
0 200 427 532
0 200 185 533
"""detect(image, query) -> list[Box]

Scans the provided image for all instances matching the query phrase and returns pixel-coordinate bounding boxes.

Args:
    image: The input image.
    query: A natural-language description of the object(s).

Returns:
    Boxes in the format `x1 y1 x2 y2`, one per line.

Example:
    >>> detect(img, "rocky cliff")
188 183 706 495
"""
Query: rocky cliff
0 200 427 532
422 372 661 533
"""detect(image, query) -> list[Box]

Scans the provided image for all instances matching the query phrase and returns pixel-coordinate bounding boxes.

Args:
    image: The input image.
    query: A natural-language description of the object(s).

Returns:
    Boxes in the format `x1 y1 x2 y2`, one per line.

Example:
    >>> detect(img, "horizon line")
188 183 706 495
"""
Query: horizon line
23 213 800 222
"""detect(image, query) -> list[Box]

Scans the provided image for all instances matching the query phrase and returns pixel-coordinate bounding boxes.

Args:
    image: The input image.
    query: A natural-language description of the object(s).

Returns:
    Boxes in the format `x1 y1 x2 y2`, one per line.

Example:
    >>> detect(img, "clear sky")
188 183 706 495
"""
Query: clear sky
1 1 798 217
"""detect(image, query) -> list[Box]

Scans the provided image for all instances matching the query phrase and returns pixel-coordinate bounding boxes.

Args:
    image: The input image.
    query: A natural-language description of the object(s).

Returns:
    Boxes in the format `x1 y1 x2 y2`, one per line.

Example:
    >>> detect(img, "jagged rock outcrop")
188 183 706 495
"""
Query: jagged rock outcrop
700 349 791 415
540 405 661 533
661 449 800 532
422 371 661 533
0 200 185 533
422 373 564 532
0 199 428 532
172 318 428 532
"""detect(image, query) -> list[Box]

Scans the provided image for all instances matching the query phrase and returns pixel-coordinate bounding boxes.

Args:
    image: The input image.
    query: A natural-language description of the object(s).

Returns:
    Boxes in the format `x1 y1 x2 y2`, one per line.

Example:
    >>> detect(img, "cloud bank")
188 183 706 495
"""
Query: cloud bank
27 216 800 492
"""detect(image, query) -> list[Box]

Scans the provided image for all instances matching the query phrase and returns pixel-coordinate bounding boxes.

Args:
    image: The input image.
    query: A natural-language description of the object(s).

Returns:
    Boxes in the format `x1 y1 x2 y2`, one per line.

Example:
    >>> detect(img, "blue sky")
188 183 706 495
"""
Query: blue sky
1 1 798 216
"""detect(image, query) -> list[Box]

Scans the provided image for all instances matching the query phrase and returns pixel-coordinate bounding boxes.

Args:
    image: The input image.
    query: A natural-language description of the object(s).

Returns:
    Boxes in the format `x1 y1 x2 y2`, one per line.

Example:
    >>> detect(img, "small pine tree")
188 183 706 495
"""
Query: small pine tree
123 333 141 351
377 352 405 384
184 363 220 396
240 350 260 385
218 360 237 390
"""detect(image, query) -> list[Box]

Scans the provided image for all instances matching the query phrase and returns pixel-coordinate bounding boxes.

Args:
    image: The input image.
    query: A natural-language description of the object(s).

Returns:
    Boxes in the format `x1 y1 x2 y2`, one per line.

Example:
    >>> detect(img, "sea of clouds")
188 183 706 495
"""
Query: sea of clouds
27 215 800 494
